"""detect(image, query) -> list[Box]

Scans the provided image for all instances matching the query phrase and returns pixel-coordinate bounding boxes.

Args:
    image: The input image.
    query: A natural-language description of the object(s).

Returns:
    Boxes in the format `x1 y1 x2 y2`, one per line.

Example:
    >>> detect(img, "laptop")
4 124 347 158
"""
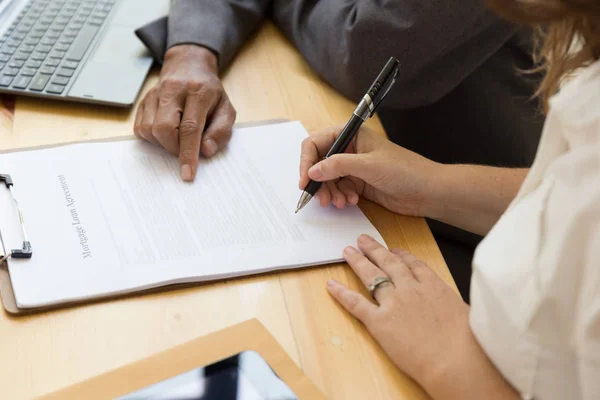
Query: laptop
0 0 168 107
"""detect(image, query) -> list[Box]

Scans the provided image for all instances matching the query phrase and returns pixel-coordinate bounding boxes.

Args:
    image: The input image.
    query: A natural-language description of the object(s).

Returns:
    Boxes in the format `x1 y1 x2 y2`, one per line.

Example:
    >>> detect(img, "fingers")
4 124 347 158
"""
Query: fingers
133 46 237 181
201 96 236 158
298 125 378 189
358 235 414 281
299 136 329 189
299 138 316 189
310 126 344 154
327 181 347 209
391 248 436 282
133 102 144 139
317 185 331 207
298 127 368 209
308 153 372 182
327 279 377 323
311 178 360 208
337 178 360 205
153 82 187 157
342 246 395 304
298 128 346 188
137 88 161 146
177 90 208 181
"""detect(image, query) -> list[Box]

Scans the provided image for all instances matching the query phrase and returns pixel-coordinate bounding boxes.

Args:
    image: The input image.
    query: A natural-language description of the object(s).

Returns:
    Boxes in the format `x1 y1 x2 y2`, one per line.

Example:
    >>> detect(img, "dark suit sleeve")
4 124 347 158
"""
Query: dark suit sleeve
166 0 272 68
274 0 518 108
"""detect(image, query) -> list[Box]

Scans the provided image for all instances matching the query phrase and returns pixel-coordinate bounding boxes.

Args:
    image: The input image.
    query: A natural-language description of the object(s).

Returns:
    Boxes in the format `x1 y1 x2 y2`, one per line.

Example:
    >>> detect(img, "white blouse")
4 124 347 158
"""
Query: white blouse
470 60 600 400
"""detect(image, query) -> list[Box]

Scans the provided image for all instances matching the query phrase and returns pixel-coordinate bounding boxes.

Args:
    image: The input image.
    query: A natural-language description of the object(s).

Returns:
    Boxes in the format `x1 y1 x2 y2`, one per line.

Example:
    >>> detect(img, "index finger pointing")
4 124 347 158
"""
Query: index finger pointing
179 91 208 181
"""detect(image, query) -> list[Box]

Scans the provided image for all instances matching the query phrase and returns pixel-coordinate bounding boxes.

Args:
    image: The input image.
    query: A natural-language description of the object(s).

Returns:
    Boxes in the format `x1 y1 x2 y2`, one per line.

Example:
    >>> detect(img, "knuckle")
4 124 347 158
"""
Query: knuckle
228 105 237 121
329 158 344 174
179 148 197 161
213 126 232 140
302 137 316 151
391 248 410 256
140 123 153 134
203 80 223 97
410 259 428 270
383 252 398 265
162 77 184 90
179 119 199 136
185 79 204 93
301 140 312 155
346 293 362 314
152 122 175 137
205 77 222 90
145 86 159 98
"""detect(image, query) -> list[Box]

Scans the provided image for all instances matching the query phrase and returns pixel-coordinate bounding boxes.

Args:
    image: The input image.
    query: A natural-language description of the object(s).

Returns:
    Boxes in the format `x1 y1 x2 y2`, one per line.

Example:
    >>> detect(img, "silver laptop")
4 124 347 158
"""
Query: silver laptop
0 0 168 107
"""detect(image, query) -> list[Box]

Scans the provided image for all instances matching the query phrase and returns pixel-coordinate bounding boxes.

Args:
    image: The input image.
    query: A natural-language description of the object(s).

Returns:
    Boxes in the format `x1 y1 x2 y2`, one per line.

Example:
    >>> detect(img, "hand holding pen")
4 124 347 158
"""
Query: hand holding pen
296 57 401 213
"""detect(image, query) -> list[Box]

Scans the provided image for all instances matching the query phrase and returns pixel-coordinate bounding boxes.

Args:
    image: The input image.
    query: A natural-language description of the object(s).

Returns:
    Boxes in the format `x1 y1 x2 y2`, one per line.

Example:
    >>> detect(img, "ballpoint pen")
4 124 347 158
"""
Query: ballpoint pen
295 57 400 213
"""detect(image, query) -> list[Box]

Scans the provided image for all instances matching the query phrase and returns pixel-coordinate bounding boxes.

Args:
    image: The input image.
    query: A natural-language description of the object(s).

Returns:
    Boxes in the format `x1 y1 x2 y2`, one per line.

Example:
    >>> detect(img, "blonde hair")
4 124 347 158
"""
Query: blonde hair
488 0 600 111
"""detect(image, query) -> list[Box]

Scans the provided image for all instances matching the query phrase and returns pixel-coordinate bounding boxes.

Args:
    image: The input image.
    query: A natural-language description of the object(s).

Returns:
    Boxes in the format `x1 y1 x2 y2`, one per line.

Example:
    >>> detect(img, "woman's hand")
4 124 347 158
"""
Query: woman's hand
327 235 519 400
298 126 441 217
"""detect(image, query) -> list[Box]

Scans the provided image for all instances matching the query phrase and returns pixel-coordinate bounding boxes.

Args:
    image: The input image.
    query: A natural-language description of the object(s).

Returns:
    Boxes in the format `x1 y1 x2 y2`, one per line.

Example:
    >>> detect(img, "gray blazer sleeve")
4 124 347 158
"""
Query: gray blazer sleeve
273 0 518 108
167 0 272 68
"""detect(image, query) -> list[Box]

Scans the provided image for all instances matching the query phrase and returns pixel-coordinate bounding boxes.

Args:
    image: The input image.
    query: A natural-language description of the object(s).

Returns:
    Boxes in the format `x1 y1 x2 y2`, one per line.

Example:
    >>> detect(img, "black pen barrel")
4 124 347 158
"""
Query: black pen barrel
304 114 363 197
297 57 399 212
326 114 363 157
304 179 322 197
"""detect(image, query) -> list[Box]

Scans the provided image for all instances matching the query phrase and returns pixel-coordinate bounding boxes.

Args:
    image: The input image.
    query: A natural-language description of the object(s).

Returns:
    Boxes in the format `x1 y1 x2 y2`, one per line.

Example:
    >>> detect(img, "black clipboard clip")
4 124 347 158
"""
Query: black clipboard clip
0 174 32 262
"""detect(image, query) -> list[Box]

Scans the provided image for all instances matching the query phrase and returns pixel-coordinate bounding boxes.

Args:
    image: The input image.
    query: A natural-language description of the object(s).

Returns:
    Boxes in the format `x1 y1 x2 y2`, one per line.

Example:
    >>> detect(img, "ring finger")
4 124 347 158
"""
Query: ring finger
327 180 346 209
342 246 394 304
140 90 160 145
337 178 359 205
316 185 331 206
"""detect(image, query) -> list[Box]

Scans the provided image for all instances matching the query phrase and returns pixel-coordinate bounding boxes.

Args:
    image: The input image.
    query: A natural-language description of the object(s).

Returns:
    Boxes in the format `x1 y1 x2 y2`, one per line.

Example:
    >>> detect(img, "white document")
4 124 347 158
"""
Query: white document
0 121 385 309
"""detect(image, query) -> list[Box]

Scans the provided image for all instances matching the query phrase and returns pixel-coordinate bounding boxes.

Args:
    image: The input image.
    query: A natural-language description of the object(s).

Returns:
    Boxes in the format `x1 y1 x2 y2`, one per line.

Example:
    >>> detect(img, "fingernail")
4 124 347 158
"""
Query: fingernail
343 246 358 256
358 234 371 243
308 164 323 179
349 194 359 204
327 279 339 287
180 164 193 181
203 139 218 157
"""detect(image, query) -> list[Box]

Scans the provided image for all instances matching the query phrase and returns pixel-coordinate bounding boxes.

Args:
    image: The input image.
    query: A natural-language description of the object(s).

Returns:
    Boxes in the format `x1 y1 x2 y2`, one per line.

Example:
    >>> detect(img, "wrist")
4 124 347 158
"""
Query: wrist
420 324 519 400
418 162 452 220
164 44 219 74
419 164 528 235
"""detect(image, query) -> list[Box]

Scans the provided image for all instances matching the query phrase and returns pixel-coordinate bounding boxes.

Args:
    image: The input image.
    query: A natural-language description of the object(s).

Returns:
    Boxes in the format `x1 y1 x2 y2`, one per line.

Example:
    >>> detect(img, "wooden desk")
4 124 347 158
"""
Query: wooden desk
0 23 454 400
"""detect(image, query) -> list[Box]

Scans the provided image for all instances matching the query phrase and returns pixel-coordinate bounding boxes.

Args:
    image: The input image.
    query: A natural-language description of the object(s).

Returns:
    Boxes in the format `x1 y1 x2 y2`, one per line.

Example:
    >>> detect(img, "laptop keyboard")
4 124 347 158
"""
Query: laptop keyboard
0 0 115 95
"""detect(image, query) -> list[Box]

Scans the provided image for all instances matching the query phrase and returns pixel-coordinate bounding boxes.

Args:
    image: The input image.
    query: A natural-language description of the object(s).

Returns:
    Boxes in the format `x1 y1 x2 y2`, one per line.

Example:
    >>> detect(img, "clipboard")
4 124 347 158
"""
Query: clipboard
0 119 289 316
38 318 326 400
